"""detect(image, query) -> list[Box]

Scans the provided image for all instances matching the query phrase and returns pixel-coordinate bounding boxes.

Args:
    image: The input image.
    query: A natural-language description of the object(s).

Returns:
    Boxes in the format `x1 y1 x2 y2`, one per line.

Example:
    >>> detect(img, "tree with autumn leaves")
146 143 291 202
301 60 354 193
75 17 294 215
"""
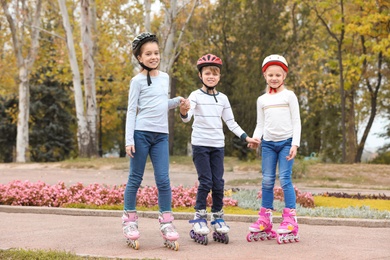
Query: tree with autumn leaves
0 0 388 163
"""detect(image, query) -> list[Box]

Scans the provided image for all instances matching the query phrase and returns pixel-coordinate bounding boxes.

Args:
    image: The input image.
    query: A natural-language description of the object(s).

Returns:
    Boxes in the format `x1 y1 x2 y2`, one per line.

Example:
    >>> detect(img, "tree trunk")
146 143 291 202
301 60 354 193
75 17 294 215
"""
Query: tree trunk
144 0 151 32
1 0 42 162
58 0 90 157
80 0 98 157
355 51 383 162
345 90 357 163
15 66 30 162
157 0 199 155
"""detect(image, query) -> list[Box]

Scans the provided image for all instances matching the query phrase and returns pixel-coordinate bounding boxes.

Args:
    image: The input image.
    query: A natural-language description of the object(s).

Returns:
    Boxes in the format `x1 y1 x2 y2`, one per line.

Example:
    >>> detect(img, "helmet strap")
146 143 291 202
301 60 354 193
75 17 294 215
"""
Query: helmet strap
269 82 284 93
200 77 218 103
139 62 157 86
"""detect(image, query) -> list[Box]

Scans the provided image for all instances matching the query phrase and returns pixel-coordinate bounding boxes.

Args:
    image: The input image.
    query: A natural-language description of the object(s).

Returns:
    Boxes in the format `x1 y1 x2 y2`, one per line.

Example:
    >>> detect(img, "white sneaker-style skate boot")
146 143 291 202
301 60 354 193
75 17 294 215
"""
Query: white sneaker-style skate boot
189 209 210 245
211 210 230 244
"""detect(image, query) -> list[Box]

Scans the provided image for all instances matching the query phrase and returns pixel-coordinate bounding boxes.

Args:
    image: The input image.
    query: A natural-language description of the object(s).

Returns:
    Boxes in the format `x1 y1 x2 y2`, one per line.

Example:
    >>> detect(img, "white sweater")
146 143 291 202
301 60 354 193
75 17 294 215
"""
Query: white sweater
181 88 247 147
253 89 301 147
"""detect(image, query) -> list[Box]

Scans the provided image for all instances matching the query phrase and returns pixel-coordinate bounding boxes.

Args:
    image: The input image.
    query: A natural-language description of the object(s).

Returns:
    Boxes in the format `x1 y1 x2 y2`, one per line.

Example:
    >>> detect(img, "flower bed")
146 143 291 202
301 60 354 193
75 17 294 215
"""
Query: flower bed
0 180 314 208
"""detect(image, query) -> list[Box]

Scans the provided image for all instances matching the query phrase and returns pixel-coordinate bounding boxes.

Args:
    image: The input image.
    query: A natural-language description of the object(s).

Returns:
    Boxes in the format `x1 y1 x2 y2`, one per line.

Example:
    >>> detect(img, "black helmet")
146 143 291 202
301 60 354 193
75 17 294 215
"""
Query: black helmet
132 32 158 58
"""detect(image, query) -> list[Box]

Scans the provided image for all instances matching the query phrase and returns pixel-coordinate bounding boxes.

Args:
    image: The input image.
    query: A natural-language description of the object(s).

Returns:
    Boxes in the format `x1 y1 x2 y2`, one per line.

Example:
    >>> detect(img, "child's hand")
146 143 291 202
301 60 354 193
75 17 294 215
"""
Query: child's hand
247 137 261 149
180 98 190 115
286 145 298 161
126 145 136 158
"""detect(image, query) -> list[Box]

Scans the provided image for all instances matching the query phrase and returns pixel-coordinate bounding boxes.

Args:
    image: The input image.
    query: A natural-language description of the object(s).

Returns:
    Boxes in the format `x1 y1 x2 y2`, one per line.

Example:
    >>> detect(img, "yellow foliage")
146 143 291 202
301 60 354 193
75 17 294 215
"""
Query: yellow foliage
314 196 390 211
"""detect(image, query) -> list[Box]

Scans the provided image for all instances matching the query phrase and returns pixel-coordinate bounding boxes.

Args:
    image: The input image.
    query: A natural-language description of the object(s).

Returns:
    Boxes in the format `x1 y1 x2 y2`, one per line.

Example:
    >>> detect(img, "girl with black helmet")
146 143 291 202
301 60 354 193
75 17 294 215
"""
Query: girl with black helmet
122 32 185 251
246 54 301 244
180 54 260 245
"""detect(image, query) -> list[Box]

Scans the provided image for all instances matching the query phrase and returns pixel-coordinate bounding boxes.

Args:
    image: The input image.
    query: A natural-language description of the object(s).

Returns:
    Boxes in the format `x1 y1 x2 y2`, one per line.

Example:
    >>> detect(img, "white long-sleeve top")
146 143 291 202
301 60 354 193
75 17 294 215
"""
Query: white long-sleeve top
181 88 247 147
253 88 301 147
125 71 182 146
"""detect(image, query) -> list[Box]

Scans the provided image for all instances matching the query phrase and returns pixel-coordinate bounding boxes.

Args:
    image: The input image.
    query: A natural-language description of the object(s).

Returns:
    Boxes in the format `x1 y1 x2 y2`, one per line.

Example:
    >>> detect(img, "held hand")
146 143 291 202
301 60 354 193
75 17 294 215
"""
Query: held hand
247 137 261 149
286 145 298 161
126 145 136 158
179 98 190 115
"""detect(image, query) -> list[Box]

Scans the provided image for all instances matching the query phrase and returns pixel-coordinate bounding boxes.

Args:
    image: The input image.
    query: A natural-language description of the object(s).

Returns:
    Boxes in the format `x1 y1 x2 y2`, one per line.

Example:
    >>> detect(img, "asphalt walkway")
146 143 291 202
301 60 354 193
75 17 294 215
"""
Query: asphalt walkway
0 164 389 259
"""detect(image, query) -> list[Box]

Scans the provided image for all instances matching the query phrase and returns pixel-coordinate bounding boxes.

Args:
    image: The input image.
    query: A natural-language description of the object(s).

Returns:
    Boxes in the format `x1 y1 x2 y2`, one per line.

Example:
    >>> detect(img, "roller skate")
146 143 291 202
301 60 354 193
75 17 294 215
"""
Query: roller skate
159 212 180 251
122 210 140 250
276 208 299 244
247 207 276 242
210 210 230 244
189 209 210 245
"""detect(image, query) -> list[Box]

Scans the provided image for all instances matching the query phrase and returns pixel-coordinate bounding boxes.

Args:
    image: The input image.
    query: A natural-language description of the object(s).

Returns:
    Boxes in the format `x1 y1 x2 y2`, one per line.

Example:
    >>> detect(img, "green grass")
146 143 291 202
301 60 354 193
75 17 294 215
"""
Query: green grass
60 157 129 170
0 248 160 260
0 249 109 260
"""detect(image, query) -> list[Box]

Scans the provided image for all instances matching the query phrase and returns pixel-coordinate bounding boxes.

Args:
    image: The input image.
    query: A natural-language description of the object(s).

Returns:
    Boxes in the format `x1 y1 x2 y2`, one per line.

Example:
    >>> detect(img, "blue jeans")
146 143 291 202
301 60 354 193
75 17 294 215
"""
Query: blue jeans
192 145 225 212
124 130 172 212
261 138 296 209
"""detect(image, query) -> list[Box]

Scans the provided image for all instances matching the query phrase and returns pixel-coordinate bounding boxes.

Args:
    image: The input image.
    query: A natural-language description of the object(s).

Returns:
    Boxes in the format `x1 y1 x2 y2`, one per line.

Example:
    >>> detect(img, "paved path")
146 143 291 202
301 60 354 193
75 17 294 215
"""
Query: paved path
0 163 390 259
0 208 389 260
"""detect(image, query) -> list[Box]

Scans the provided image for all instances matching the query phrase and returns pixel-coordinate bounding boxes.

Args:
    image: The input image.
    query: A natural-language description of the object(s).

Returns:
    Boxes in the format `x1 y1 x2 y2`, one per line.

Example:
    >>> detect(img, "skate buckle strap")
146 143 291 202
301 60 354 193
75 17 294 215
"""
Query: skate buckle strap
281 217 298 230
189 218 207 224
211 218 225 227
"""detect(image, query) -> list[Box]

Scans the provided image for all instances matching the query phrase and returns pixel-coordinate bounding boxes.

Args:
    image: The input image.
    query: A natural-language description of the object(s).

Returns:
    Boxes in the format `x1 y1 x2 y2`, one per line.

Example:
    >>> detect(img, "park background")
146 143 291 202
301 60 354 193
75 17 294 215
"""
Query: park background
0 0 389 164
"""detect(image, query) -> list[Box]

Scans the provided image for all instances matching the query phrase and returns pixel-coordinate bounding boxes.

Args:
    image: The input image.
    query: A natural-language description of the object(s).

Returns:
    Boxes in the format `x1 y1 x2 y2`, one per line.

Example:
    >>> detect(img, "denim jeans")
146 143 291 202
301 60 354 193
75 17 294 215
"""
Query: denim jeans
124 130 172 212
261 138 296 209
192 145 225 212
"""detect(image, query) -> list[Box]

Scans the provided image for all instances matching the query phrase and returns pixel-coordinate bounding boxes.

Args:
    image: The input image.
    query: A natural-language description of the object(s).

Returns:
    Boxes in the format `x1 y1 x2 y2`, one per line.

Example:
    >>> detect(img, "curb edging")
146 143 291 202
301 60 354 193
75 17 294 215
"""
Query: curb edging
0 205 388 228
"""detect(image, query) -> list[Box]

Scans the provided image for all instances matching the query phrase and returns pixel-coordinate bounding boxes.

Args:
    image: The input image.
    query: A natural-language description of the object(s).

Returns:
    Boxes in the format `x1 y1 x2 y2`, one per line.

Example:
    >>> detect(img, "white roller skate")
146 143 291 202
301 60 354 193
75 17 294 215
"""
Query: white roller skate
210 210 230 244
122 210 140 250
247 207 276 242
159 211 180 251
189 209 210 245
276 208 299 244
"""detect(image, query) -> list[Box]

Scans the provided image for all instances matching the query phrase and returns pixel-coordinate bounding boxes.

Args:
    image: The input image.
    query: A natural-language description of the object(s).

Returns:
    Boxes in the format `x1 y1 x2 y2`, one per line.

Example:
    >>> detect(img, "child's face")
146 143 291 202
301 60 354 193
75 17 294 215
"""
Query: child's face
263 65 286 88
199 66 220 87
137 42 160 68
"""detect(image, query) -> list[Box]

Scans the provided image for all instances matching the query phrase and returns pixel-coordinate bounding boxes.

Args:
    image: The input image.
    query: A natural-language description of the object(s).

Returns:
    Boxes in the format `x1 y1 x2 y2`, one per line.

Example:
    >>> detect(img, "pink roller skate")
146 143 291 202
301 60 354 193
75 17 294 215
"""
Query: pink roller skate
159 212 180 251
122 210 140 250
276 208 299 244
247 207 276 242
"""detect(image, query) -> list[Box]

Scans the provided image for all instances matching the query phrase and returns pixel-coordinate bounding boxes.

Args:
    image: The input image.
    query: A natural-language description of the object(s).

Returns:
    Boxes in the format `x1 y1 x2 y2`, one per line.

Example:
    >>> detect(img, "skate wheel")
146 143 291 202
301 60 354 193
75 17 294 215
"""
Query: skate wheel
224 234 229 244
172 241 179 251
189 230 195 239
126 239 139 250
133 240 140 250
277 234 283 245
246 233 253 242
203 236 208 245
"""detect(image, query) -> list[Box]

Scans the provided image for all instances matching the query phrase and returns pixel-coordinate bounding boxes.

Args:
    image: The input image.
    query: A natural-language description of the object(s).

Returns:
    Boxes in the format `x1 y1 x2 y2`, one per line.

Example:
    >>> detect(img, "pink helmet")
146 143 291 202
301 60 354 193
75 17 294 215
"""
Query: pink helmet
197 54 223 72
262 54 288 73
